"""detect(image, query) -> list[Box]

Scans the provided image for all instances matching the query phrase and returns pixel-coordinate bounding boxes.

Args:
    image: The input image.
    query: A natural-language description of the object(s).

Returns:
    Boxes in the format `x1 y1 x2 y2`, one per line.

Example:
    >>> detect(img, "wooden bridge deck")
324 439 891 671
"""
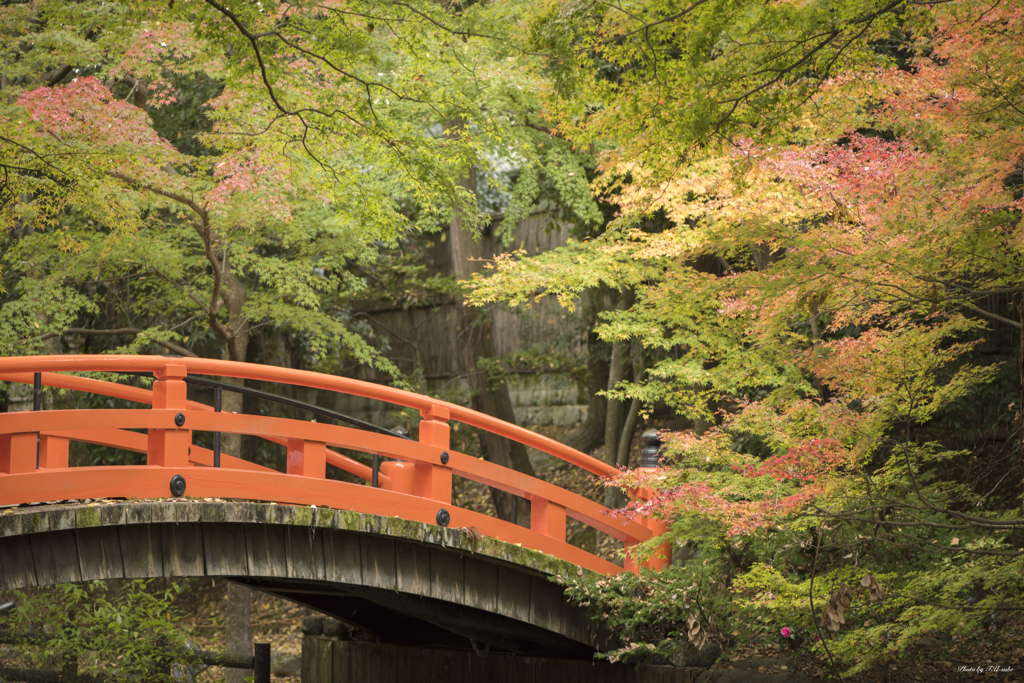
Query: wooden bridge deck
0 500 605 656
0 355 672 654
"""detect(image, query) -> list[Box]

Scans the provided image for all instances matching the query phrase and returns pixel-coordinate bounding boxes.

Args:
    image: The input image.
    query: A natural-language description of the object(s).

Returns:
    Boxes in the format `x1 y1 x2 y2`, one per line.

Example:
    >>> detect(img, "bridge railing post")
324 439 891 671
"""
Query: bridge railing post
380 427 416 494
287 439 327 479
530 499 566 541
147 363 191 468
416 405 452 504
37 435 69 469
0 433 36 474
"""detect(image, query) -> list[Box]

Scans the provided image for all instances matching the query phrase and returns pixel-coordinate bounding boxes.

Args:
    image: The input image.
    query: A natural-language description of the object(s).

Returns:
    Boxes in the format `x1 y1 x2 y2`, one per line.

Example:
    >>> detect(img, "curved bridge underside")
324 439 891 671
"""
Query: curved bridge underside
0 500 607 658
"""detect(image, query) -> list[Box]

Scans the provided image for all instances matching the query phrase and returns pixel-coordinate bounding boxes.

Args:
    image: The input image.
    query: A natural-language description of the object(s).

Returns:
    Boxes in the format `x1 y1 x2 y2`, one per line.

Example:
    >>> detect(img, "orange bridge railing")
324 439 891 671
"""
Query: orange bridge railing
0 355 670 575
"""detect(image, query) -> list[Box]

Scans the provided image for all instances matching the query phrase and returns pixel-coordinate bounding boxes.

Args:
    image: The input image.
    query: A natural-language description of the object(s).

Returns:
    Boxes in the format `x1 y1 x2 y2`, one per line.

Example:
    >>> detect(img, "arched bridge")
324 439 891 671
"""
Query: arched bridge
0 355 670 656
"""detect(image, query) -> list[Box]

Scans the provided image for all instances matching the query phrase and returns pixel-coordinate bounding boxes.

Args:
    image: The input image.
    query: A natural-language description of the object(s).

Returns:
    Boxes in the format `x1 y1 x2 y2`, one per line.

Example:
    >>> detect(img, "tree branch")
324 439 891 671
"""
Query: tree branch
36 328 198 357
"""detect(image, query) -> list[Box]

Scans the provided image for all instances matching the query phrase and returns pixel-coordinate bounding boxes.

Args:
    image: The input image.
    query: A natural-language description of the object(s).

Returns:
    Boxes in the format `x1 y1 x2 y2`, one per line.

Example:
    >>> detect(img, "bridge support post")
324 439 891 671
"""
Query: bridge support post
37 435 69 469
416 405 452 504
0 433 36 474
531 498 566 541
148 363 191 468
287 439 327 479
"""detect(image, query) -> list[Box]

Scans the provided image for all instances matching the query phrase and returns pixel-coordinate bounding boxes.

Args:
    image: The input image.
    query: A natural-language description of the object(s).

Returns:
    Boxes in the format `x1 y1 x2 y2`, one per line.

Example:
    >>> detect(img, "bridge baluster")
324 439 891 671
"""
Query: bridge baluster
531 499 567 541
147 363 191 468
0 433 36 474
37 435 69 469
287 439 326 478
416 405 452 504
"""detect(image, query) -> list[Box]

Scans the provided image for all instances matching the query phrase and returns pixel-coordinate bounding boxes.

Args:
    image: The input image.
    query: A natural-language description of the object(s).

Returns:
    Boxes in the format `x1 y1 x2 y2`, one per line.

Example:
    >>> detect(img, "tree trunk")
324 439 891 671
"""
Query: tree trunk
217 260 252 683
216 264 250 459
614 340 644 470
602 293 634 465
565 289 609 454
449 172 535 521
224 581 252 683
601 293 636 507
603 336 629 466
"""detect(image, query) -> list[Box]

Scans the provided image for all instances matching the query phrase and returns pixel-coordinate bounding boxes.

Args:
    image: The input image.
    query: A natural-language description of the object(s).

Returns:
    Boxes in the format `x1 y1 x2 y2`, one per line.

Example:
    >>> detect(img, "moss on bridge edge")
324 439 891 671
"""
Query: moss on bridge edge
0 499 593 582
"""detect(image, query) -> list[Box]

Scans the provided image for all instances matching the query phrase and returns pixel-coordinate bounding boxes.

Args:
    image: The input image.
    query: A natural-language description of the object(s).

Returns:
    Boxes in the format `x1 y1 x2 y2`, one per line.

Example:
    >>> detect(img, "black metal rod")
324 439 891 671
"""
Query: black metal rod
33 372 41 469
372 454 380 488
213 386 222 468
511 496 517 526
253 643 271 683
180 376 411 439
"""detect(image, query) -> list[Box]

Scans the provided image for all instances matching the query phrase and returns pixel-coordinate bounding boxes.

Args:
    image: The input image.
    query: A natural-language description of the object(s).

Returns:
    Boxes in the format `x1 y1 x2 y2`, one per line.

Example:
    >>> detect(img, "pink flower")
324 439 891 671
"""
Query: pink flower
781 627 792 638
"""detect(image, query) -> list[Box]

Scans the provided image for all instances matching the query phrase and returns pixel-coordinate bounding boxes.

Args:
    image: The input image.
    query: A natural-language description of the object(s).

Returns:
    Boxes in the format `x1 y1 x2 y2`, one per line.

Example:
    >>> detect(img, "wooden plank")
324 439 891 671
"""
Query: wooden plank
0 535 35 589
199 501 231 524
285 525 325 581
77 526 126 582
332 639 350 683
301 638 312 683
119 523 163 578
30 530 81 586
324 530 361 585
161 523 204 577
495 654 511 683
148 501 177 524
47 507 77 532
428 548 463 604
173 500 202 523
0 511 24 538
349 640 368 683
528 576 563 632
463 558 498 612
318 636 333 683
302 637 318 683
609 661 629 683
495 566 531 622
464 649 486 683
202 523 249 576
364 642 390 683
444 647 465 683
427 648 450 683
393 642 415 683
360 535 397 590
245 523 288 578
395 541 432 598
99 504 126 527
562 601 592 645
124 502 155 526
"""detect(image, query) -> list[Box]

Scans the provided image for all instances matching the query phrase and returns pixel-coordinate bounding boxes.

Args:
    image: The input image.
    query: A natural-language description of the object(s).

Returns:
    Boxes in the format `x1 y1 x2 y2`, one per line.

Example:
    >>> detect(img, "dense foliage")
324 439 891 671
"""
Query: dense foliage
4 0 1024 677
0 0 594 370
469 0 1024 675
0 580 200 682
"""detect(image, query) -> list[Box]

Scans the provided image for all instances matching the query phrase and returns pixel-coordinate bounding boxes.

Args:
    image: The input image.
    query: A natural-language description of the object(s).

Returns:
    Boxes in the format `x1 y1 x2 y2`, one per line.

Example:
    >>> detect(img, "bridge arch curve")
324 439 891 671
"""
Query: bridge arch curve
0 500 606 657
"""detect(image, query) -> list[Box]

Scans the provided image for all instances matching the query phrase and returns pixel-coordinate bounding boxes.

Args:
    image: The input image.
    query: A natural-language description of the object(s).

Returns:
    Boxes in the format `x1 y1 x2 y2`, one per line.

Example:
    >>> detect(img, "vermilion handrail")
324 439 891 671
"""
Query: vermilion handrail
0 356 669 574
0 371 386 484
0 356 621 477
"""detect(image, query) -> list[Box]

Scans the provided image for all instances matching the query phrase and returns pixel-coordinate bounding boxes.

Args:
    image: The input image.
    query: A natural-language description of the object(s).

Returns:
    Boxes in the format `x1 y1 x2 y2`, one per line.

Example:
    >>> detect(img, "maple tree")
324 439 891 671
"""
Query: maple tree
0 0 574 673
4 0 1024 674
472 0 1024 674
